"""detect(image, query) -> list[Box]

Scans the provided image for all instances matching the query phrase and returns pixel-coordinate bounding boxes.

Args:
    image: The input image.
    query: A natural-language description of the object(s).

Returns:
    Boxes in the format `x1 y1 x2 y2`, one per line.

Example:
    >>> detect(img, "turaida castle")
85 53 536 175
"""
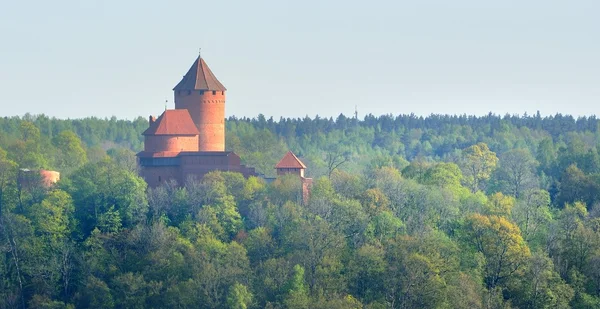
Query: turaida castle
136 55 312 200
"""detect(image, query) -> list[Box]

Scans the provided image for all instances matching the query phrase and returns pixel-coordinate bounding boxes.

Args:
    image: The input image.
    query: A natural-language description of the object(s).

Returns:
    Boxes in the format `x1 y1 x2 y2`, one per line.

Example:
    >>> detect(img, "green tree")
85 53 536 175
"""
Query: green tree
484 192 515 217
398 253 446 308
226 282 253 309
31 189 74 241
536 138 556 175
556 164 600 208
28 295 72 309
243 227 275 265
284 265 310 309
107 147 138 173
193 236 250 308
509 252 574 309
53 131 87 174
423 162 463 188
347 244 386 302
0 154 18 215
464 214 531 289
77 276 114 309
323 144 350 179
13 121 48 168
204 194 243 240
360 188 390 216
493 148 538 198
460 143 499 193
511 189 551 244
288 216 345 293
269 174 303 205
66 158 148 235
367 211 404 243
330 169 364 199
111 273 149 309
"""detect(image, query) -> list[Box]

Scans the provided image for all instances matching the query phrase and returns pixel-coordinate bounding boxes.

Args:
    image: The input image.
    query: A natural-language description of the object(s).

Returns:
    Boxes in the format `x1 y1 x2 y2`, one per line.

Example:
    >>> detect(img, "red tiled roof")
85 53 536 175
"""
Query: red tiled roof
275 151 307 169
173 56 227 91
142 110 199 136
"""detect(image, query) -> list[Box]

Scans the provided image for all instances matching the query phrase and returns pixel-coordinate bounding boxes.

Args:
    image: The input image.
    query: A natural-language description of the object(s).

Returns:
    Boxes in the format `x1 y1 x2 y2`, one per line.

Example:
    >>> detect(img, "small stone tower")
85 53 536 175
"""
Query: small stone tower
173 56 226 152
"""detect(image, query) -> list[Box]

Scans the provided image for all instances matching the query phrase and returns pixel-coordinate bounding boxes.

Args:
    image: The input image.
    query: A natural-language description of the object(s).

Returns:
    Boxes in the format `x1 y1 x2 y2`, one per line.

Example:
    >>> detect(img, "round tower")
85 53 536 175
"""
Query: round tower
173 56 227 152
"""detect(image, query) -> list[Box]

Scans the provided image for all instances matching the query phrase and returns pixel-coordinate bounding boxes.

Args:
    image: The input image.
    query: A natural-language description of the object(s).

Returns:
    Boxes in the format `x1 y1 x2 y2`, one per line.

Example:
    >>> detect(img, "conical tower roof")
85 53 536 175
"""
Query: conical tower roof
173 56 227 91
275 151 307 169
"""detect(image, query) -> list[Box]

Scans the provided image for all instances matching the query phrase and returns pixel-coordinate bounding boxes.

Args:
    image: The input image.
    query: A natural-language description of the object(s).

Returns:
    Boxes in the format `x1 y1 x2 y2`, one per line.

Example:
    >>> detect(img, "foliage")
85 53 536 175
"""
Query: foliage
0 112 599 307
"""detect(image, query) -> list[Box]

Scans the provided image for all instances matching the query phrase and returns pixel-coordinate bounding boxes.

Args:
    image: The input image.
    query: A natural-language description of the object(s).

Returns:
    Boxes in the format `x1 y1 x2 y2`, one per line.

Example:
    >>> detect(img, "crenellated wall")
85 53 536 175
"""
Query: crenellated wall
175 90 225 151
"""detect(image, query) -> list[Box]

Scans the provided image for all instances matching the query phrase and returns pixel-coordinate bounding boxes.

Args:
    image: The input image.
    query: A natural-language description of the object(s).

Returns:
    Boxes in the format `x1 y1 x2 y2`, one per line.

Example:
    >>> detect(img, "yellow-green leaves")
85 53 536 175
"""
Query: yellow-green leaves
464 214 531 288
461 143 499 193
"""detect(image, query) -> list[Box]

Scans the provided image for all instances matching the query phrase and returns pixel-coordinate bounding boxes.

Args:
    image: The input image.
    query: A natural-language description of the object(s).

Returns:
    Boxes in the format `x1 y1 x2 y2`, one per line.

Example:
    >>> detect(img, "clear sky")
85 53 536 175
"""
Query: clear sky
1 0 598 120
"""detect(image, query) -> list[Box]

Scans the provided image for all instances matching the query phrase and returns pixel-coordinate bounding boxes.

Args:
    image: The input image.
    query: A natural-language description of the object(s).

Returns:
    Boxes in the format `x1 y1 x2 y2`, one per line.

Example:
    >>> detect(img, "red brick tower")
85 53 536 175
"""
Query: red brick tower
173 56 226 151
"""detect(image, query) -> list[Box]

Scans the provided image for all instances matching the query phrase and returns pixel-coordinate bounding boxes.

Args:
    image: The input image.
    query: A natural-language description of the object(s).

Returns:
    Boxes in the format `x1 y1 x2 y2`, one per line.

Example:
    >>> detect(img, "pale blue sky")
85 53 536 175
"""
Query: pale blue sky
1 0 598 120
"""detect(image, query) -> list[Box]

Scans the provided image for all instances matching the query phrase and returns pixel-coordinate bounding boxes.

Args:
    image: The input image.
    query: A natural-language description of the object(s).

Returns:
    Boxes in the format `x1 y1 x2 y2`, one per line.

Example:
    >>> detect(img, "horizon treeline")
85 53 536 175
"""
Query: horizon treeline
1 112 600 308
1 111 599 174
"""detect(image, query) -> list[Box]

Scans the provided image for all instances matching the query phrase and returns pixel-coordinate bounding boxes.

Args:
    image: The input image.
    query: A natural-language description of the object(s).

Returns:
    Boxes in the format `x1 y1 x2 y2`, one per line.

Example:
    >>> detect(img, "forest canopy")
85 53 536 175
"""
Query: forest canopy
1 112 600 308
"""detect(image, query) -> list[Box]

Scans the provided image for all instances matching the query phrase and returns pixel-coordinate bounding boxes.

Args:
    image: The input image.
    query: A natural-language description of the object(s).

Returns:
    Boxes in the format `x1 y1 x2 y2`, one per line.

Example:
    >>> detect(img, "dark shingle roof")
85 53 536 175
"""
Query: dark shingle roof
173 56 227 91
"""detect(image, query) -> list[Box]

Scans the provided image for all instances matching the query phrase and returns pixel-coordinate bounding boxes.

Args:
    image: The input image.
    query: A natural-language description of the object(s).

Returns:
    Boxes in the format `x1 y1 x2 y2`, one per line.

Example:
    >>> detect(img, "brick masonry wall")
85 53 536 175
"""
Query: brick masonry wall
175 90 225 151
144 135 199 152
141 166 181 187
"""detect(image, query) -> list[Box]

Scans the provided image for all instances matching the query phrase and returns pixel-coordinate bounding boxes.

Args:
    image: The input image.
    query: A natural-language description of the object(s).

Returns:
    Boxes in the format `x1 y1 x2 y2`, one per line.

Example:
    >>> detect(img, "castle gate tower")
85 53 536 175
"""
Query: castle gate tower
173 56 226 151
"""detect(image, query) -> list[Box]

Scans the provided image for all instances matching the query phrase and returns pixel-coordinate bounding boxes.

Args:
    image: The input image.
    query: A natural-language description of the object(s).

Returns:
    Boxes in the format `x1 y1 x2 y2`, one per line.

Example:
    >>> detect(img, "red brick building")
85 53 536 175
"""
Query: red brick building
137 55 310 195
137 56 255 187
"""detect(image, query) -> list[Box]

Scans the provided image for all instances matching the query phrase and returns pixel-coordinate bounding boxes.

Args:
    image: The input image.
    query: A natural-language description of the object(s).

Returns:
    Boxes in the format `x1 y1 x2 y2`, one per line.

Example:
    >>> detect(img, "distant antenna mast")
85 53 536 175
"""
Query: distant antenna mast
354 105 358 120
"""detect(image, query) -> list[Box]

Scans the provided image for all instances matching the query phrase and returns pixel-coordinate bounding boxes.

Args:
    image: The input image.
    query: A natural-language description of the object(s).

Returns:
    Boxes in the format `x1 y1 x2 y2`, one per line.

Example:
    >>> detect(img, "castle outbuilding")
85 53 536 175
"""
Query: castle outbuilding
275 151 313 203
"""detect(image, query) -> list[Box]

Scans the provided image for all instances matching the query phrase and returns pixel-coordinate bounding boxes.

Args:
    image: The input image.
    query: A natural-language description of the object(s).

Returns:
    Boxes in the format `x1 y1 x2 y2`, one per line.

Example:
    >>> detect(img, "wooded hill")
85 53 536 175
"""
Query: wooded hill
1 112 600 308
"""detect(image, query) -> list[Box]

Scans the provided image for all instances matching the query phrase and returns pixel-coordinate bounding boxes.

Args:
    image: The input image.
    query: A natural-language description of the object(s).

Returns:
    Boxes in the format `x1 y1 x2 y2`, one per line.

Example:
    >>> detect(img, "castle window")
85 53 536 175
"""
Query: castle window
200 90 204 95
221 91 224 95
212 91 216 95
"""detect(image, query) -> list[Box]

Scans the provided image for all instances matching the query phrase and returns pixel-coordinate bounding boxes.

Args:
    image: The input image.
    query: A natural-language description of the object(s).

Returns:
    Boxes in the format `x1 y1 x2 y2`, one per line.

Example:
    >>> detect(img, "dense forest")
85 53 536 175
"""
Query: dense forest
1 112 600 308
